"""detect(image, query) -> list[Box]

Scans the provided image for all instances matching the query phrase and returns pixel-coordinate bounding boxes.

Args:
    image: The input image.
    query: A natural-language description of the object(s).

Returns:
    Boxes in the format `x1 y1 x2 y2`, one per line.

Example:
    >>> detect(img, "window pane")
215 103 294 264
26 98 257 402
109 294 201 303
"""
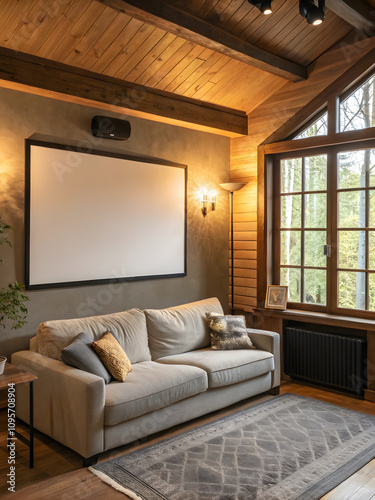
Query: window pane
281 231 301 266
369 274 375 311
338 271 366 310
305 231 326 267
281 268 300 302
305 155 327 191
340 74 375 132
369 192 375 226
338 230 366 269
304 269 326 305
281 195 301 228
338 150 371 189
281 158 302 193
293 113 328 139
305 193 326 228
369 151 375 187
369 232 375 269
338 191 366 228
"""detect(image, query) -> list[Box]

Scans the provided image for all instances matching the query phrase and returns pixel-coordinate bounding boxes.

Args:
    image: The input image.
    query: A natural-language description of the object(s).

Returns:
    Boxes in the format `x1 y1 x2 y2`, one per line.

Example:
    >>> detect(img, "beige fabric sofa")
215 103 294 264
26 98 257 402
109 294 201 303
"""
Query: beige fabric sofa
11 297 280 466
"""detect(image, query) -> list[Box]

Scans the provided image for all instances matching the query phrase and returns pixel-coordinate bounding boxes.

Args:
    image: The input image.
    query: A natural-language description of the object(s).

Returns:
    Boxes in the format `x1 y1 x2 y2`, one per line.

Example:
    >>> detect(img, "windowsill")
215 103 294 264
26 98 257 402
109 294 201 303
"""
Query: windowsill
253 307 375 331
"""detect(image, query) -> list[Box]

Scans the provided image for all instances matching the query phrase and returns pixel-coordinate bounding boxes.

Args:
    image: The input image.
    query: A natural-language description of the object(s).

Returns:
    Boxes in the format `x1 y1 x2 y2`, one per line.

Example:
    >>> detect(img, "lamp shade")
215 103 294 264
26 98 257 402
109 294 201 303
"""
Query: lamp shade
219 183 247 192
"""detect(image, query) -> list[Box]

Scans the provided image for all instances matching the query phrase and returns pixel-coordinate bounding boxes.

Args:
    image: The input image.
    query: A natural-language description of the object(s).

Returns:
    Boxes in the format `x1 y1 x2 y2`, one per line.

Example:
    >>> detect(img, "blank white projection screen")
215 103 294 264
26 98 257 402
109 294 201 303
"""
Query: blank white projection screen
26 143 186 288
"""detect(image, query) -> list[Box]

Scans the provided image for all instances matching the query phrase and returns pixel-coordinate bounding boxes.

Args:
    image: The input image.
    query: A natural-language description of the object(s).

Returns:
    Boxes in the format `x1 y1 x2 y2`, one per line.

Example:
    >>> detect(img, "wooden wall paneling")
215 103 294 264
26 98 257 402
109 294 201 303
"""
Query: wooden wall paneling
226 180 258 310
230 295 257 309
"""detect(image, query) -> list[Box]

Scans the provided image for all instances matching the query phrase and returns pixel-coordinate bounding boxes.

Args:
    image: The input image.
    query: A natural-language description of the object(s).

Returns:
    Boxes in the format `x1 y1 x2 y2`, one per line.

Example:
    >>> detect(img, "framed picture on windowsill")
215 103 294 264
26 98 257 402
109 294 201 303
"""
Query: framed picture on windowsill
265 285 288 310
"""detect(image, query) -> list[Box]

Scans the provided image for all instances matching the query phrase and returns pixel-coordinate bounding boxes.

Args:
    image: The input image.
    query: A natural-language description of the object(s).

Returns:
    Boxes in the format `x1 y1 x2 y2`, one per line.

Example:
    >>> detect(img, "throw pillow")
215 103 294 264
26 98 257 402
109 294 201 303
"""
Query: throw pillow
61 332 111 384
206 313 255 350
92 331 133 382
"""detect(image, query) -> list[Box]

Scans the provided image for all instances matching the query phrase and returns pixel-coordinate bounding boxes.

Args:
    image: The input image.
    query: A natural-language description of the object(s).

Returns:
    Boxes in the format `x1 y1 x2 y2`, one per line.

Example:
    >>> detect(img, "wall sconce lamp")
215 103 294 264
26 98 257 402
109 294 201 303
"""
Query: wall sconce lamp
202 191 216 216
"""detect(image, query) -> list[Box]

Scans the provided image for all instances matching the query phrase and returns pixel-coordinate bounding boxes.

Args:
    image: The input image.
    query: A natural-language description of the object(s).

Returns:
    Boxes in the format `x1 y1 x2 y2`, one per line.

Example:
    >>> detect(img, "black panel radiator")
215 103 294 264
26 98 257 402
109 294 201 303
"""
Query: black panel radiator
284 327 367 395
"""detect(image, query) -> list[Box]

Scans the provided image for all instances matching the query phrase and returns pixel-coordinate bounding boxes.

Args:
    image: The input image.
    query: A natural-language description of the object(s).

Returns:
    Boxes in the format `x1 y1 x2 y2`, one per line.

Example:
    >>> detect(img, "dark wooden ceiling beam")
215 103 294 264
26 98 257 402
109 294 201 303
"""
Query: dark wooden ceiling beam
97 0 307 82
326 0 375 33
0 47 248 137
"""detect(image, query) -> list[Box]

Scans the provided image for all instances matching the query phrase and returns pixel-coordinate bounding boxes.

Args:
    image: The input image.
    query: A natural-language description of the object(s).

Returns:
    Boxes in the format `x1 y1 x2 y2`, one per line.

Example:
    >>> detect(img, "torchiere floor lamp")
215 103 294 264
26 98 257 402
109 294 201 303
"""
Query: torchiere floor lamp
219 182 247 313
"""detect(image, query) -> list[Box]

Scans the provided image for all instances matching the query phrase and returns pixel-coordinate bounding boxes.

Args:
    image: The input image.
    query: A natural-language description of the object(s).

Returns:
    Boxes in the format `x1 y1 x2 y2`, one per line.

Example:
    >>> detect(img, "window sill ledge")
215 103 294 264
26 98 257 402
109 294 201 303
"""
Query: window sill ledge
253 307 375 331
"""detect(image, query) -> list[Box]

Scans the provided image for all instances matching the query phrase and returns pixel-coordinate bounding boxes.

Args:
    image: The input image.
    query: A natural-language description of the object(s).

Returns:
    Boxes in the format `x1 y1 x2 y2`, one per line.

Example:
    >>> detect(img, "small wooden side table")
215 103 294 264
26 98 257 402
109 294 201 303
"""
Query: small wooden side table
0 362 38 468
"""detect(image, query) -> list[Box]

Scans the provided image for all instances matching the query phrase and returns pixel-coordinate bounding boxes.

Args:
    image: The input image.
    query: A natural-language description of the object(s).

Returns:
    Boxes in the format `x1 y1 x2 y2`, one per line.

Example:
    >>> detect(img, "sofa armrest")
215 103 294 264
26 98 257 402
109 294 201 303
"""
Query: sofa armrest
11 351 105 459
246 329 280 388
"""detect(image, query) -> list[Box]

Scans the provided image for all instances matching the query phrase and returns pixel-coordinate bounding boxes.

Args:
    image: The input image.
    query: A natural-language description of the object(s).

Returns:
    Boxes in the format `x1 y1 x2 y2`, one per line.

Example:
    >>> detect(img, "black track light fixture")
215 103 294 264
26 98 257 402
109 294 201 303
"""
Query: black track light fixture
248 0 273 15
299 0 325 25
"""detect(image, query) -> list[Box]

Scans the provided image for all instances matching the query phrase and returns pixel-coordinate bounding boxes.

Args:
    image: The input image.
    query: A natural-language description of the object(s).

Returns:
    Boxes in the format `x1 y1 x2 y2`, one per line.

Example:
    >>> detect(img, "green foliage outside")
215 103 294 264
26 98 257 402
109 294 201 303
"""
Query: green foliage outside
280 74 375 311
280 154 327 305
0 218 29 330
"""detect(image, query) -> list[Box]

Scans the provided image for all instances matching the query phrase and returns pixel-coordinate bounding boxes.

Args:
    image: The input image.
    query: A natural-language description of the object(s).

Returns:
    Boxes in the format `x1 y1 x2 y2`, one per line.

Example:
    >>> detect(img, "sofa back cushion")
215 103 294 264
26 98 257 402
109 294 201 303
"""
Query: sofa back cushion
37 308 151 363
144 297 224 360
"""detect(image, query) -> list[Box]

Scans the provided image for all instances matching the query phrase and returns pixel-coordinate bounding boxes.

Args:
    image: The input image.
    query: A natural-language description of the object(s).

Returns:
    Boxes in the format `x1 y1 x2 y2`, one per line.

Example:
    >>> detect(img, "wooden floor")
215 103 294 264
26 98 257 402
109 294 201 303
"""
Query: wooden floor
0 381 374 499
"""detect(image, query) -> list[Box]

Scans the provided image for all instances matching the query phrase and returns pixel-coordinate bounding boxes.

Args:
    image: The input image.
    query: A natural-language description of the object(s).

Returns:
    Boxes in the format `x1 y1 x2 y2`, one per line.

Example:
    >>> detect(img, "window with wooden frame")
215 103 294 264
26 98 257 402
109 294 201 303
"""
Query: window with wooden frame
264 68 375 318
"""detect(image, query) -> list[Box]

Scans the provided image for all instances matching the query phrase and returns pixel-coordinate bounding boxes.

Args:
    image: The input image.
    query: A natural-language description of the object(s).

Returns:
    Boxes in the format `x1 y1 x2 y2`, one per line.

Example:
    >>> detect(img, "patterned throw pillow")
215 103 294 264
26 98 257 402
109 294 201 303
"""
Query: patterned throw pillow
92 331 133 382
206 313 255 350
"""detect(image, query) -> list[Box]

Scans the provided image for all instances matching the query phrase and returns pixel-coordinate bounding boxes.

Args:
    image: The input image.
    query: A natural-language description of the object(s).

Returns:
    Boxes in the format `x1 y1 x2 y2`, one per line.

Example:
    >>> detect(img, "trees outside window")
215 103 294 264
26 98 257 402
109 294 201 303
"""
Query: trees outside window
273 71 375 315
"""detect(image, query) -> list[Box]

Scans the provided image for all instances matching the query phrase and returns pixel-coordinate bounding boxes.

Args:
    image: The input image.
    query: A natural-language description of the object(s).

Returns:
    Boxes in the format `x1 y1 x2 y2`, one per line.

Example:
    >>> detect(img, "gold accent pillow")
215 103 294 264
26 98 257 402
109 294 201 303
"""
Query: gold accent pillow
92 331 133 382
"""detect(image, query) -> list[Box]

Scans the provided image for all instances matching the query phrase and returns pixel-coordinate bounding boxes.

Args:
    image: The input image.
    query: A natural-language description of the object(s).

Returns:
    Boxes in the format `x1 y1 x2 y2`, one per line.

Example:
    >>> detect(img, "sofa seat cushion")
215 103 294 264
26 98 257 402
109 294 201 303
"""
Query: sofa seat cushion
104 361 208 426
156 349 274 388
145 297 224 360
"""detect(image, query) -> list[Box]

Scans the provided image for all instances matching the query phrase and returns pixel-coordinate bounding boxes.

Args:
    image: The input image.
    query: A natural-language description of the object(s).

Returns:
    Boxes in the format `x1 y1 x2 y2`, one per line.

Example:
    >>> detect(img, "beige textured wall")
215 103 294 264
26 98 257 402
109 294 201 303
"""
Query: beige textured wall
0 87 230 358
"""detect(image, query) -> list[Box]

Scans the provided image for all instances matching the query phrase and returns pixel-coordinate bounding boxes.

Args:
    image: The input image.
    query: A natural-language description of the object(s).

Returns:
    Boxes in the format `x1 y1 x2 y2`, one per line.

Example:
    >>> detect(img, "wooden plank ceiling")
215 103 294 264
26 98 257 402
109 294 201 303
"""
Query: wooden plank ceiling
0 0 353 115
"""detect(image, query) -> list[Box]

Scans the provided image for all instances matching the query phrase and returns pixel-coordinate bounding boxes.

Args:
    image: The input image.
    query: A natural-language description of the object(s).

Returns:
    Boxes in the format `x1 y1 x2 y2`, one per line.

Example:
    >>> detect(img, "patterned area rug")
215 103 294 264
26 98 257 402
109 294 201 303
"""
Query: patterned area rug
90 394 375 499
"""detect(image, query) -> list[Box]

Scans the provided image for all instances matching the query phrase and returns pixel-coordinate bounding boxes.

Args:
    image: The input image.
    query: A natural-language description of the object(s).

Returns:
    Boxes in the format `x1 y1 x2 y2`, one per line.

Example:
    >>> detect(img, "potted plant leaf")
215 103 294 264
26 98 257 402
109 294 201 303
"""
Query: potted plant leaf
0 218 29 374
